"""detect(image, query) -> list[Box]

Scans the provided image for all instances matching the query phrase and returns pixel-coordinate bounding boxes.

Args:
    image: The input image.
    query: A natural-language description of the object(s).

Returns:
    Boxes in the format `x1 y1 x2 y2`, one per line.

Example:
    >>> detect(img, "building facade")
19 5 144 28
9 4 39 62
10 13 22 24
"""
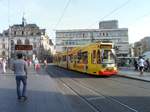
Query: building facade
134 36 150 57
56 20 129 57
0 35 8 58
0 18 53 60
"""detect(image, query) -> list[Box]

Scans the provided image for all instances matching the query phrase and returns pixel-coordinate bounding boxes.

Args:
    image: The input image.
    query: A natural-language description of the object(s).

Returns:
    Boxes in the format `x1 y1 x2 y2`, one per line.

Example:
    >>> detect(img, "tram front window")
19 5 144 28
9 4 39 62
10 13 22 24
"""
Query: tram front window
102 50 115 64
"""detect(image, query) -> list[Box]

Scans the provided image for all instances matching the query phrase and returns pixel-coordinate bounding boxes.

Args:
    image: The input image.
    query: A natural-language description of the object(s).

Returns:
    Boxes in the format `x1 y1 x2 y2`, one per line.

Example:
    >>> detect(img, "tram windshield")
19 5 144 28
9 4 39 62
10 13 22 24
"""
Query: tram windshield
102 49 115 64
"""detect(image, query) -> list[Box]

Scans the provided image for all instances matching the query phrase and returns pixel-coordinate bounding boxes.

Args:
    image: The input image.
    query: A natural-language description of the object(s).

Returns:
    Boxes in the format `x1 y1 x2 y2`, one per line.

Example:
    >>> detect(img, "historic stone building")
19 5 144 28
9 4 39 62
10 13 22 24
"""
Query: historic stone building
0 18 53 60
134 36 150 57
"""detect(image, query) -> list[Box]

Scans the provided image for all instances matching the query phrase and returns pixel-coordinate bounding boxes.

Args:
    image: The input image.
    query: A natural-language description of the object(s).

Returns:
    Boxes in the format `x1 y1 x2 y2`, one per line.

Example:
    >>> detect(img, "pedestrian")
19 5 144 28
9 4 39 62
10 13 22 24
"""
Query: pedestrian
2 57 7 73
0 59 3 74
133 59 138 71
44 59 47 69
138 56 145 76
34 57 40 72
145 59 150 72
27 58 32 67
12 53 28 101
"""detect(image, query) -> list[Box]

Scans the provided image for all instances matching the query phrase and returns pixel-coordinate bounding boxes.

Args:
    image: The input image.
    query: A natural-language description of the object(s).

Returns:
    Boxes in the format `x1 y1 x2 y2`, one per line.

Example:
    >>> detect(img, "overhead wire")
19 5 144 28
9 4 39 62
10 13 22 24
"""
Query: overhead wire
54 0 72 29
88 0 132 28
128 11 150 27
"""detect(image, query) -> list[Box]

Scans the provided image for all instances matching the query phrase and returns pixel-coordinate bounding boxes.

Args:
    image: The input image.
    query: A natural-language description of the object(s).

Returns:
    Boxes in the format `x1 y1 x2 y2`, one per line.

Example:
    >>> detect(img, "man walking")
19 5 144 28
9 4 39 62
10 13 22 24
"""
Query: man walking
12 53 28 101
138 56 145 76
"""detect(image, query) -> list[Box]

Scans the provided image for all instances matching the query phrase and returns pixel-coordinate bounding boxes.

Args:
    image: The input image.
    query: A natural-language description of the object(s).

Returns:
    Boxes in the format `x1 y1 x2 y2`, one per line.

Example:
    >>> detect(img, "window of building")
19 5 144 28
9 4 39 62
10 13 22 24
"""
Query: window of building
25 39 30 45
69 41 72 45
34 43 36 48
11 40 15 50
72 41 75 45
2 44 5 49
106 33 108 36
5 32 8 36
103 33 105 36
2 38 5 41
11 40 14 45
31 32 33 36
37 32 41 35
17 39 22 45
22 31 24 36
14 31 16 36
2 51 5 56
83 33 85 38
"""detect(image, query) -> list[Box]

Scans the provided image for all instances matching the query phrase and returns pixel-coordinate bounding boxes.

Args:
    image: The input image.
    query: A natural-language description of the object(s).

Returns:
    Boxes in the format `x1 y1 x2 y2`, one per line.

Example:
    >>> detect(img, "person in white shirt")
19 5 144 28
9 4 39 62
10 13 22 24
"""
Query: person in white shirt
138 57 145 76
2 58 6 73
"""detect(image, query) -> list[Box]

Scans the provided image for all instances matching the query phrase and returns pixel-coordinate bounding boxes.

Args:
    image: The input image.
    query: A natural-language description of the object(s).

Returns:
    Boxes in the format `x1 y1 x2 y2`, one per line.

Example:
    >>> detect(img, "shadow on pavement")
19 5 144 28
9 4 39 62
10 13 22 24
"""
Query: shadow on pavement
0 87 150 112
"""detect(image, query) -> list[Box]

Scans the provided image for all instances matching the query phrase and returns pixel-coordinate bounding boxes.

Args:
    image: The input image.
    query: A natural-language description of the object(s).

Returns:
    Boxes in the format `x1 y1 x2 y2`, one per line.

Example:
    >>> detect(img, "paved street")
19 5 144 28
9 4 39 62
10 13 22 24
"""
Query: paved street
0 65 150 112
47 65 150 112
119 67 150 82
0 66 74 112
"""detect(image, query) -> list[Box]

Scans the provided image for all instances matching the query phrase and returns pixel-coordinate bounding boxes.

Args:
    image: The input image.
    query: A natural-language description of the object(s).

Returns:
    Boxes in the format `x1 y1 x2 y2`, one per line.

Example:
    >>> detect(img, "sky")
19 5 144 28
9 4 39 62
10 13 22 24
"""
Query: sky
0 0 150 44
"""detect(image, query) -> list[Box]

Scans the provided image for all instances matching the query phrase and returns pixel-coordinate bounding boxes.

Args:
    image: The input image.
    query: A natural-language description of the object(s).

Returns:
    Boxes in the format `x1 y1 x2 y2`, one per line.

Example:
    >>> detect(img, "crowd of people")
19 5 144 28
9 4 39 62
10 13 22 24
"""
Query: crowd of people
0 55 48 74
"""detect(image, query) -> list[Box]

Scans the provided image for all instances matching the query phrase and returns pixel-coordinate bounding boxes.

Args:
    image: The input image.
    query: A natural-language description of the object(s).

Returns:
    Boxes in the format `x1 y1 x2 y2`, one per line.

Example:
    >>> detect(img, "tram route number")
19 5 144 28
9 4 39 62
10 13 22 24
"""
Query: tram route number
15 45 33 50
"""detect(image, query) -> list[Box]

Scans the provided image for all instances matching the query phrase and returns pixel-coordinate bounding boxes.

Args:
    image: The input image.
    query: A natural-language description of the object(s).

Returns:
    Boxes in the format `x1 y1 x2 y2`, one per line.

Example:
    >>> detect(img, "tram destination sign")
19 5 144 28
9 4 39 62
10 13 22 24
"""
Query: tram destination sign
15 45 33 50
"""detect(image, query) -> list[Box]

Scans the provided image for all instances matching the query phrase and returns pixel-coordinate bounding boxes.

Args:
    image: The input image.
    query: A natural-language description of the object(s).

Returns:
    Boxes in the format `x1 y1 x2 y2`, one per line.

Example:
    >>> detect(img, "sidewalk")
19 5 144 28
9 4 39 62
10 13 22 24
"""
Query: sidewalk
0 66 73 112
118 67 150 82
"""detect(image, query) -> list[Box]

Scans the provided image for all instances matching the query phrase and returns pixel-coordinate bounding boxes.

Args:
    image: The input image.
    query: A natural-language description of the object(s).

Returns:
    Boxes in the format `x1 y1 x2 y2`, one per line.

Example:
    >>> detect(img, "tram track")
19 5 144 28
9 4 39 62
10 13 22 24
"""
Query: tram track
103 76 150 91
48 69 102 112
47 66 139 112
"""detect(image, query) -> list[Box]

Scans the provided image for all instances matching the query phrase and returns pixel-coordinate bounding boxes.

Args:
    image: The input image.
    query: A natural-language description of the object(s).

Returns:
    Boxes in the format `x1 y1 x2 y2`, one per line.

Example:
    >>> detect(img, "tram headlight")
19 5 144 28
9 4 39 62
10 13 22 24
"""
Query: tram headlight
107 64 115 67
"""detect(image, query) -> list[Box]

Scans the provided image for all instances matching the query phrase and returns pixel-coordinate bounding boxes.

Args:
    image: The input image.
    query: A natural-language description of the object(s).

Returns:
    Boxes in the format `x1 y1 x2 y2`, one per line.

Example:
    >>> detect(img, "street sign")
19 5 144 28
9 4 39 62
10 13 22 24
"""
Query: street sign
15 45 33 50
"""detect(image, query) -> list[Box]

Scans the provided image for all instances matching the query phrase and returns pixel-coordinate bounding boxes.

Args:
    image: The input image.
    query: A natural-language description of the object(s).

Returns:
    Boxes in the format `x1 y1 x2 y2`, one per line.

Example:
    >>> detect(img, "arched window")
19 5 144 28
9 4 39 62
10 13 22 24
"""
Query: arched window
2 51 5 56
11 40 14 45
25 39 30 45
2 44 5 49
33 43 36 48
17 39 22 45
11 40 15 50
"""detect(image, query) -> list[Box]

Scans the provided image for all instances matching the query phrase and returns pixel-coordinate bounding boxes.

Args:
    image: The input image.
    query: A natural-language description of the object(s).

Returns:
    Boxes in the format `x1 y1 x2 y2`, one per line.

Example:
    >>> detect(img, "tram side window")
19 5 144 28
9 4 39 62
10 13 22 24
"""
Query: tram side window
69 54 73 63
91 50 96 64
58 57 61 63
81 51 88 64
77 51 82 63
97 50 101 64
62 55 66 61
74 55 77 63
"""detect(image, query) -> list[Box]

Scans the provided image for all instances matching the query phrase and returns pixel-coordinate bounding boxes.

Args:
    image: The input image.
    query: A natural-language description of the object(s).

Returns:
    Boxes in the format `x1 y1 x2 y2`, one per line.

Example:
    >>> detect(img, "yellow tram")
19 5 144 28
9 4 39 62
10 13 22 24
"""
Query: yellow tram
54 42 118 76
